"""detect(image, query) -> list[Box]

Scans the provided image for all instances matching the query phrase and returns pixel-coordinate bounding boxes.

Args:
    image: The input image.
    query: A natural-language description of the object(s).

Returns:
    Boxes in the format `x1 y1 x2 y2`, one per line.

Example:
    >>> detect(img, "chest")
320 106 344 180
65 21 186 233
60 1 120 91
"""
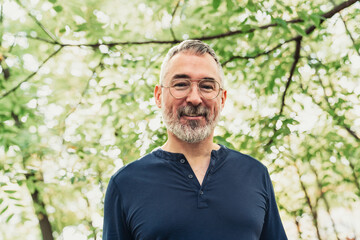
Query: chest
122 164 268 240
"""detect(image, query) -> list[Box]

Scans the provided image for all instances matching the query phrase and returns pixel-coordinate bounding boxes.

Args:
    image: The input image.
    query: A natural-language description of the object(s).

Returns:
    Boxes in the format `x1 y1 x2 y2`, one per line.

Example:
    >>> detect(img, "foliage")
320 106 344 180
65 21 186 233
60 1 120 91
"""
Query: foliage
0 0 359 239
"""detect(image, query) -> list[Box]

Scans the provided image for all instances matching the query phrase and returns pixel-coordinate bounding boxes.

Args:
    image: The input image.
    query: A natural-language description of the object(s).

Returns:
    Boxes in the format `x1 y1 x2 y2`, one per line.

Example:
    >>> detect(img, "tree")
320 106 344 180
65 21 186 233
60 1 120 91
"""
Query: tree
0 0 359 239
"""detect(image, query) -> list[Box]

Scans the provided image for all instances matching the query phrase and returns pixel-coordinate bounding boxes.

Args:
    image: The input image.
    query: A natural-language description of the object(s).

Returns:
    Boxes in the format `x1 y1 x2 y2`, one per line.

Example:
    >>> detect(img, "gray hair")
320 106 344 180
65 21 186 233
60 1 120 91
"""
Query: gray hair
160 40 224 86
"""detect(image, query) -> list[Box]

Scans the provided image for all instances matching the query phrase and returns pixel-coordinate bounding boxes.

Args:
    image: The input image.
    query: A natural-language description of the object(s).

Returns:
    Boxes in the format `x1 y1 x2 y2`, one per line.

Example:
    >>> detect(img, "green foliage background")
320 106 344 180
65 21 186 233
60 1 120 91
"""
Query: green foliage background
0 0 359 239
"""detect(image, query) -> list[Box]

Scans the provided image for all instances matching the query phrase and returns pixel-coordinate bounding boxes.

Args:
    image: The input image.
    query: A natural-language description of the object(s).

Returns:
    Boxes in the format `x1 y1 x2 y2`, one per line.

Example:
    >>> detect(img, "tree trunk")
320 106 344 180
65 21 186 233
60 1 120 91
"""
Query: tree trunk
26 173 54 240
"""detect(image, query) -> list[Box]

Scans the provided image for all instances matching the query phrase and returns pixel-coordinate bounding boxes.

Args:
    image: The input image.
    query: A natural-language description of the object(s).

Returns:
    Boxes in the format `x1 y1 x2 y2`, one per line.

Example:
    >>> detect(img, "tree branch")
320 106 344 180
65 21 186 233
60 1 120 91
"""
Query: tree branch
294 160 323 240
339 14 359 55
280 38 301 115
317 70 360 142
170 0 181 41
299 55 360 142
309 161 340 240
265 37 302 149
0 3 3 46
262 0 358 149
349 160 360 196
60 57 104 138
0 46 63 100
26 35 57 44
15 0 58 43
21 0 359 48
330 0 360 56
322 0 359 20
300 77 360 143
202 0 359 41
221 37 298 65
223 0 358 66
25 172 54 240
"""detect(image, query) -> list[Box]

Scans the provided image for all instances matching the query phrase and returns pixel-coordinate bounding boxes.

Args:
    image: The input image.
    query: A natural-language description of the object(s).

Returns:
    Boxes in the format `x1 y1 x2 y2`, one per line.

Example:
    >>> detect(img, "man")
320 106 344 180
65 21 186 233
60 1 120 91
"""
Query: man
103 40 287 239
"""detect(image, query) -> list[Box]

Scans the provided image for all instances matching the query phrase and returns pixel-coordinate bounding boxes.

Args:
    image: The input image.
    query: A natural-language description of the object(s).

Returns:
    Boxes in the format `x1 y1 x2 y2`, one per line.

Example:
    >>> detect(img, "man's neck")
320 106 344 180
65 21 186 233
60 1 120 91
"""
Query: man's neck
161 131 219 161
162 131 219 185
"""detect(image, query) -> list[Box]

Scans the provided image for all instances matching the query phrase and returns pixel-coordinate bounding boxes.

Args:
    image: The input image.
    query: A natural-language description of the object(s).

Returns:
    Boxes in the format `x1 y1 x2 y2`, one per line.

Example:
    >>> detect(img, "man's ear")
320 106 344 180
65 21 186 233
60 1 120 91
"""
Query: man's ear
220 89 227 110
154 85 162 108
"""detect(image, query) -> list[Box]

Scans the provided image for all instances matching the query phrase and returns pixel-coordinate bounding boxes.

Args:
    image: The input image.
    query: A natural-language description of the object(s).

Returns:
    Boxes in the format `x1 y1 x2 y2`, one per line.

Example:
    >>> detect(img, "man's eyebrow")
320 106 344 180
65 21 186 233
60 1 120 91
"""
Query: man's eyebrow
201 77 216 81
172 74 191 79
172 74 216 81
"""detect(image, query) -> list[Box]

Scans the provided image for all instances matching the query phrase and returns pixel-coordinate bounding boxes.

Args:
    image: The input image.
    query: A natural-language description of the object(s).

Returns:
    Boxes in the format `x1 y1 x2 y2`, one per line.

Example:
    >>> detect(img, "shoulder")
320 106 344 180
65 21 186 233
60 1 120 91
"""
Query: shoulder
112 152 157 178
224 147 268 172
110 148 170 185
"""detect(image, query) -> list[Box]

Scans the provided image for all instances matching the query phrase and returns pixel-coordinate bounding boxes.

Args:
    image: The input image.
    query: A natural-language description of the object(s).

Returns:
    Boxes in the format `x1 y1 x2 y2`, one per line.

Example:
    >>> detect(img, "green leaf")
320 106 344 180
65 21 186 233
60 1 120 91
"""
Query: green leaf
193 7 203 15
310 14 321 27
6 213 14 223
53 5 63 12
292 25 306 36
235 7 245 13
76 23 88 32
298 11 308 21
226 0 234 10
285 6 293 14
26 181 35 194
13 105 21 115
88 232 96 238
354 43 360 52
241 24 252 32
212 0 221 10
48 0 56 3
273 17 289 31
247 0 257 12
0 205 8 214
249 15 257 22
321 182 331 187
4 190 16 194
248 32 254 40
9 196 21 201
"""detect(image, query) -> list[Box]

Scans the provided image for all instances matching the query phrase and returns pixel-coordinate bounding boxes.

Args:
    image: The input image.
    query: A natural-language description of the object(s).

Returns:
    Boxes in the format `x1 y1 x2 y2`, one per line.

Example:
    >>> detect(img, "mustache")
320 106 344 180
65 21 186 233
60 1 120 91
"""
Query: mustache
177 105 209 119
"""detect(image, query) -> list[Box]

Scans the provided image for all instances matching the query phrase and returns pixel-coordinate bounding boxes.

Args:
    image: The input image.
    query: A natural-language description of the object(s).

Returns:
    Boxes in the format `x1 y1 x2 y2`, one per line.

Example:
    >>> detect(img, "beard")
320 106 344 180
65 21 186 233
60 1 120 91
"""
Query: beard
161 103 221 143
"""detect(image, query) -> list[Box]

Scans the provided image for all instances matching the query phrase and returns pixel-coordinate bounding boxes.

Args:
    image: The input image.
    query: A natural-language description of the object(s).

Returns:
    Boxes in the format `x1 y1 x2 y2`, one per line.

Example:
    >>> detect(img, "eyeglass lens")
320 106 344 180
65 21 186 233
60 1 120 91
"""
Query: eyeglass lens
169 78 220 99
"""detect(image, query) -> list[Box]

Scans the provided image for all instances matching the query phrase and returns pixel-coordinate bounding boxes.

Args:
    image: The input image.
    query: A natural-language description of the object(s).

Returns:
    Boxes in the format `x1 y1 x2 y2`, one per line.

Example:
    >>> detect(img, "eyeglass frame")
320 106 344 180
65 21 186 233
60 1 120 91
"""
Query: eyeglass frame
160 77 224 100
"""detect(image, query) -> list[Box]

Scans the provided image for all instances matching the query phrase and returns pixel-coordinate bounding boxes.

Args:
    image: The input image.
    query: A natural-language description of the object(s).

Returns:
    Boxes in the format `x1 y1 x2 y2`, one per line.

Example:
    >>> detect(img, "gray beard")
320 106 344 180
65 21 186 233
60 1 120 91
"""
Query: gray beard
161 104 220 143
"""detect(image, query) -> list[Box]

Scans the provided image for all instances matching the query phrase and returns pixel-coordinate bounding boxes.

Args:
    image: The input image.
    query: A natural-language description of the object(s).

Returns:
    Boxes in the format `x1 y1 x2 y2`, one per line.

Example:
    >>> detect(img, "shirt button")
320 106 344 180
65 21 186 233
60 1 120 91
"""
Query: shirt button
180 159 186 164
188 174 194 179
199 191 204 195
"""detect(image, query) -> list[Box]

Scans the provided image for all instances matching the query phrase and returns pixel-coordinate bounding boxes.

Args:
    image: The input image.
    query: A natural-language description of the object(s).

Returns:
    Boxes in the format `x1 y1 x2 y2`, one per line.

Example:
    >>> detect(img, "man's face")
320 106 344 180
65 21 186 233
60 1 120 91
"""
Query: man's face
155 52 227 143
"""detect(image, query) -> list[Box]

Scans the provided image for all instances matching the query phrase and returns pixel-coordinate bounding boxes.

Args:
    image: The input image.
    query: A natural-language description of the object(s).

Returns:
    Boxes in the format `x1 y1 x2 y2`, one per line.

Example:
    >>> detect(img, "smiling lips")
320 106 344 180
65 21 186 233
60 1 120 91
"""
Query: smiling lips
182 115 204 120
181 112 207 122
183 113 205 117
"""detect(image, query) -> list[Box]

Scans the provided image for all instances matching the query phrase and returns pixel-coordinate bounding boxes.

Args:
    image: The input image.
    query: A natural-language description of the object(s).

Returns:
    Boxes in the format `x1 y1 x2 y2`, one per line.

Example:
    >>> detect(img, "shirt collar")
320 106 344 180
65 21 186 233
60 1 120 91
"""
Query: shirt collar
152 144 229 163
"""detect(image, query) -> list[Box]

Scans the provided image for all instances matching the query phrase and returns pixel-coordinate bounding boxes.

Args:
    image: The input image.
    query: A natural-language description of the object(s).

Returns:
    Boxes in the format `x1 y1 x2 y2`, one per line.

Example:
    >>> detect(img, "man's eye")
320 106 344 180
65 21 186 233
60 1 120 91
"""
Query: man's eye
200 82 216 91
174 83 188 87
172 80 190 88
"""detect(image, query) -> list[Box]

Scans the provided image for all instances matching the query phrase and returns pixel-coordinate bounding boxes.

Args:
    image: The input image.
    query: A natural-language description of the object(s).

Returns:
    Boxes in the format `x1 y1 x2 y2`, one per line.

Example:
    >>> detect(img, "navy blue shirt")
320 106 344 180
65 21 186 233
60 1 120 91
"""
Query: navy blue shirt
103 145 287 240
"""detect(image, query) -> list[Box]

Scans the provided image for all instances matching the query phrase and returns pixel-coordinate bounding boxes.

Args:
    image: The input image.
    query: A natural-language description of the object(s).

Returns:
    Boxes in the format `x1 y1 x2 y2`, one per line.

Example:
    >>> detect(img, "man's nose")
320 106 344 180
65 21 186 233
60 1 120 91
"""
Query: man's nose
185 83 202 106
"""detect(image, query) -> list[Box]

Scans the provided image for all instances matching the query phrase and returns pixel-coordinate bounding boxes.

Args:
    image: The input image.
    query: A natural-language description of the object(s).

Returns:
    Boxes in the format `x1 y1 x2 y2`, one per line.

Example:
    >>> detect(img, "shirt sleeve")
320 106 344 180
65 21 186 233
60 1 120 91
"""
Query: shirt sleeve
103 177 132 240
259 170 288 240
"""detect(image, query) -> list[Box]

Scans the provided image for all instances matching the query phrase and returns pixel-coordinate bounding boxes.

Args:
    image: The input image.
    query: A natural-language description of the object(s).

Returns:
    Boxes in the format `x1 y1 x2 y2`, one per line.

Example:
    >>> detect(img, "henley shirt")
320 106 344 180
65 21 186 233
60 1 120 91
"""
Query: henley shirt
103 145 287 240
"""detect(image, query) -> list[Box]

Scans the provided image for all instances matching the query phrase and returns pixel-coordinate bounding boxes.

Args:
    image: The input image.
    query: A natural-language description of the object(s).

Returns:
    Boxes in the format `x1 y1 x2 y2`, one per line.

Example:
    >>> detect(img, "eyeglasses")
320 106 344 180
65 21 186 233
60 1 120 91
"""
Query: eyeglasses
161 78 223 100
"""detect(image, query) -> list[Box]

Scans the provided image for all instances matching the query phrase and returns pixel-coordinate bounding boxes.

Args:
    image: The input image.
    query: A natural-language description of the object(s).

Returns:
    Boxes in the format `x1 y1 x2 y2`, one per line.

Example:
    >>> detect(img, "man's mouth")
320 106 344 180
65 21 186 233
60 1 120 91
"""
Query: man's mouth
182 113 205 117
177 105 209 120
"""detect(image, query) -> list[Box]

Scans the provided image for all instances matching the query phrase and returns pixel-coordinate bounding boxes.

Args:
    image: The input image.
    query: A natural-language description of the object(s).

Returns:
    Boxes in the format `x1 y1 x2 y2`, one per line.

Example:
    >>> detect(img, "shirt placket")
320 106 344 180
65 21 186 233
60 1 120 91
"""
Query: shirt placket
177 154 217 209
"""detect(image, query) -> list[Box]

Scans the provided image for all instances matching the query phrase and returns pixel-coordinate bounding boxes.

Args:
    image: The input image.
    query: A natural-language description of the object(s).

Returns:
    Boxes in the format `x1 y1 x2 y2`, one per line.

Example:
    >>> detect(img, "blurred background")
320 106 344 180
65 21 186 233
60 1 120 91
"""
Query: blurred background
0 0 359 239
